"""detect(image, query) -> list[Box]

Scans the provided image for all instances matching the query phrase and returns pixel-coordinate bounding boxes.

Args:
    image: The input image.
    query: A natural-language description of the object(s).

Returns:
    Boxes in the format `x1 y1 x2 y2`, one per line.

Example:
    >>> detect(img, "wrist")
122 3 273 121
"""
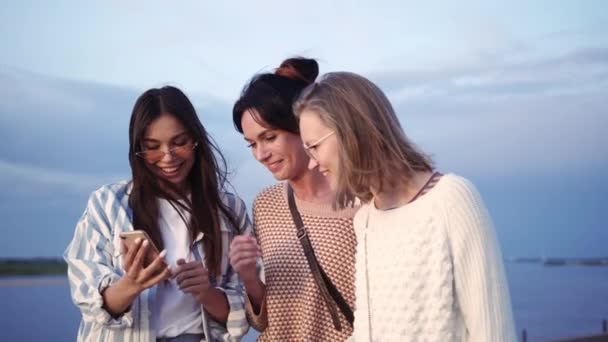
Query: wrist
198 287 221 306
243 275 260 289
117 276 143 299
244 278 263 296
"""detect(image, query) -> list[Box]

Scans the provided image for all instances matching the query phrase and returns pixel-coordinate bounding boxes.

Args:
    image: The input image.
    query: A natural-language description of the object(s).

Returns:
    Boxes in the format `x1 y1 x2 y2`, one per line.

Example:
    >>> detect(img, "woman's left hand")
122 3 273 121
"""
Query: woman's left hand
174 258 211 304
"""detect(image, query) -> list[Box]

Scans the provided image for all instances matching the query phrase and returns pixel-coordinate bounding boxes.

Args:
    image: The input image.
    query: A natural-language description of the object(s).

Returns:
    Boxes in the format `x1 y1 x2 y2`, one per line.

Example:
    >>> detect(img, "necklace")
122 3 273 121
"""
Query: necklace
363 215 374 342
375 172 439 210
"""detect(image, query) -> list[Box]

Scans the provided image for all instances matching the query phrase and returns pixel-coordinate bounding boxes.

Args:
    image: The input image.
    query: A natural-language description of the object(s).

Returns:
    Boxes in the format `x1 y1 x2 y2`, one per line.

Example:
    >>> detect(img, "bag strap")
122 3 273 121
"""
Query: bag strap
287 185 354 331
287 185 355 331
319 251 355 327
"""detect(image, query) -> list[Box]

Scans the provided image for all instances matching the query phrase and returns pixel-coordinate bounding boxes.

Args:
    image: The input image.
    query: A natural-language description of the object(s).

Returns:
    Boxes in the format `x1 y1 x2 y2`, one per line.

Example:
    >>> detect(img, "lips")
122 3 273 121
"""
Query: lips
319 168 330 177
266 160 283 173
159 163 182 177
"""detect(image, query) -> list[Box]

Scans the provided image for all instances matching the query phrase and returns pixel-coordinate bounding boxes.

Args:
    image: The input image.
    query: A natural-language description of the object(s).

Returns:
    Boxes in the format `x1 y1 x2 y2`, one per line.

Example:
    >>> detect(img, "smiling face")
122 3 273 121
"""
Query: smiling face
298 109 340 189
241 109 309 181
140 113 196 191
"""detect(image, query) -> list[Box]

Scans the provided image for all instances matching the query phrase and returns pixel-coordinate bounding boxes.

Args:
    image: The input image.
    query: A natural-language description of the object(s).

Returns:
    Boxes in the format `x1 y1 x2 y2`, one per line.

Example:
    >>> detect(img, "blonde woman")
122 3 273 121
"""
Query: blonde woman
295 72 516 342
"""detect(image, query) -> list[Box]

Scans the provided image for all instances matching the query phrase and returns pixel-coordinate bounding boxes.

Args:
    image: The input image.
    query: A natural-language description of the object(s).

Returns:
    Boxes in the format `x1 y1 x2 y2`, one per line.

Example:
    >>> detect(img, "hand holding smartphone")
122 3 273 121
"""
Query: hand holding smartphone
119 230 161 267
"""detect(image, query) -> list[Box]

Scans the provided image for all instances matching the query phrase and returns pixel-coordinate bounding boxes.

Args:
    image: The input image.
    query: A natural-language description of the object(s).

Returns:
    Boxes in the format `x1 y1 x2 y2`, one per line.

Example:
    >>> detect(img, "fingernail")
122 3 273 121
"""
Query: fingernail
135 238 142 244
142 240 148 246
159 250 167 258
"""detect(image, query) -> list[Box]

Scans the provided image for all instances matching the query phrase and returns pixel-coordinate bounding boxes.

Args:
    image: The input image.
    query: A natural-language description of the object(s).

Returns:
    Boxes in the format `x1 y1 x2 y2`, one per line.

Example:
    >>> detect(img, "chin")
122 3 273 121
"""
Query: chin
156 173 187 189
269 167 290 181
271 172 288 181
171 178 188 188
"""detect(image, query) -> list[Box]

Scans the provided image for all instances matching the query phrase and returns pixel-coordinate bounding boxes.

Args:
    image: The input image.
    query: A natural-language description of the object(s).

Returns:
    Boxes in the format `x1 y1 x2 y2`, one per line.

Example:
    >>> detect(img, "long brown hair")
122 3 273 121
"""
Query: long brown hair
128 86 237 276
294 72 433 208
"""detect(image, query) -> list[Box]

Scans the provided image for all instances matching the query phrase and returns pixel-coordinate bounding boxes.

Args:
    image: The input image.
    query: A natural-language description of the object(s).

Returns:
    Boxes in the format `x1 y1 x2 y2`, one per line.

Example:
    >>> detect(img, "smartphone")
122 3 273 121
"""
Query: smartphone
119 230 161 266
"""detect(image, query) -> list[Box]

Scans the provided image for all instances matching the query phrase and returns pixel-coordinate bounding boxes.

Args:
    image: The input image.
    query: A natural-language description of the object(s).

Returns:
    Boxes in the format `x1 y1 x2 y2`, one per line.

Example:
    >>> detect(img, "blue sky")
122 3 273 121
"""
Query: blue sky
0 1 606 258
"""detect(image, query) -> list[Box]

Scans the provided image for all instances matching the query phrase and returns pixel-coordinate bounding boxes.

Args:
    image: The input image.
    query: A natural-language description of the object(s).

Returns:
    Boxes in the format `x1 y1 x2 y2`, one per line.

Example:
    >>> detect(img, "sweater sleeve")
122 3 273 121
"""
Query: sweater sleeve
445 177 517 342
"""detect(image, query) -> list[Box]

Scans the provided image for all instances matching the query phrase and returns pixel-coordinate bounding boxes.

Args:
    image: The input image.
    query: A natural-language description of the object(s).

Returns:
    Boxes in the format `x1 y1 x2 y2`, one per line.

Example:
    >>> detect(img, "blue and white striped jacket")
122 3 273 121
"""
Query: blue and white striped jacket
64 181 251 341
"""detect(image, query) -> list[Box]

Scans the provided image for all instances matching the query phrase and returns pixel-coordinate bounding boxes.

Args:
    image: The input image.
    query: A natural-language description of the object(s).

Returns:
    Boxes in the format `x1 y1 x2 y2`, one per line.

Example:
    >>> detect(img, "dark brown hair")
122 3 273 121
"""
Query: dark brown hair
128 86 237 276
232 57 319 133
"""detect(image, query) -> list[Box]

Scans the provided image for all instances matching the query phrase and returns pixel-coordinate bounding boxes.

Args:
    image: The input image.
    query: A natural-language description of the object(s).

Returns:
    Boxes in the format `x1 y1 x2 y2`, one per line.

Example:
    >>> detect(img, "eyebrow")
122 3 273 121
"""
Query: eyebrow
143 131 189 143
244 129 275 142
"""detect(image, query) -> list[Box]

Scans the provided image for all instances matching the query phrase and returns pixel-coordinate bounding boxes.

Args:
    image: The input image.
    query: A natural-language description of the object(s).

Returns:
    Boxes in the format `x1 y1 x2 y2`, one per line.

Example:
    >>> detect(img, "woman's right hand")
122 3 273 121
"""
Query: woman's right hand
101 238 171 317
121 238 171 293
229 235 261 284
229 235 266 316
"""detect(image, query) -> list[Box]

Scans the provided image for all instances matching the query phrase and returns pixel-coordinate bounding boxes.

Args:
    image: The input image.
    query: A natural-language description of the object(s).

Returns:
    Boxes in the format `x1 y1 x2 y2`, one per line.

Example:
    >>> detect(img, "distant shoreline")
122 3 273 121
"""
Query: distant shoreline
0 276 68 287
0 258 67 277
506 257 608 267
1 256 607 279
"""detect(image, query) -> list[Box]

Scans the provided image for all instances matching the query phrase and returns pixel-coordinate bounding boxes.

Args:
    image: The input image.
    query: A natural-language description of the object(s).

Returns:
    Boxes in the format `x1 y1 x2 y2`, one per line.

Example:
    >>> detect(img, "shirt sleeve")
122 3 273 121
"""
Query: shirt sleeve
446 177 517 342
244 290 268 332
63 189 134 328
243 198 268 332
210 194 253 340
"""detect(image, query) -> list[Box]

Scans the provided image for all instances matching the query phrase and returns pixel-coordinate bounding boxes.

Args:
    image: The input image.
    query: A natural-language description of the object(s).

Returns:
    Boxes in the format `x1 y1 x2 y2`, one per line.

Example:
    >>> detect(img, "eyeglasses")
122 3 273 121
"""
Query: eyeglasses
136 142 198 162
303 131 335 160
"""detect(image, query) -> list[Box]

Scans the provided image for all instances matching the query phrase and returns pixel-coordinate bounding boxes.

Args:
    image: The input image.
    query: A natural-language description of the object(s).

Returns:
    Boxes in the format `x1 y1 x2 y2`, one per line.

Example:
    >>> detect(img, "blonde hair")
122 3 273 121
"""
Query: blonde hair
294 72 433 208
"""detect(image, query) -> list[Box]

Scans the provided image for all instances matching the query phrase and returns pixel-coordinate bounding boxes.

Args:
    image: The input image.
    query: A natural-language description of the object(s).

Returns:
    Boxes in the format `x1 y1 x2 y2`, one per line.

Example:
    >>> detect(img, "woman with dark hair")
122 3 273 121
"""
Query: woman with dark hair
295 72 516 341
228 58 358 341
64 86 250 341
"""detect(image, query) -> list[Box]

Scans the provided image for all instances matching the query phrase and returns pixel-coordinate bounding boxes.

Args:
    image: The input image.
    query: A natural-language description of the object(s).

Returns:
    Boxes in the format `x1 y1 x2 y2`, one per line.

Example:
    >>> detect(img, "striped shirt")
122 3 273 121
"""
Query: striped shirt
64 181 251 342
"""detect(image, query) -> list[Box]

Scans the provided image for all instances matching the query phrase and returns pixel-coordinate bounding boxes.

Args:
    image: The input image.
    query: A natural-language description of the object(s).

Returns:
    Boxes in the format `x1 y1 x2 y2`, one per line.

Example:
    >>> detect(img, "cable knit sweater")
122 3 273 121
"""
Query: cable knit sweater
351 174 516 342
247 182 359 341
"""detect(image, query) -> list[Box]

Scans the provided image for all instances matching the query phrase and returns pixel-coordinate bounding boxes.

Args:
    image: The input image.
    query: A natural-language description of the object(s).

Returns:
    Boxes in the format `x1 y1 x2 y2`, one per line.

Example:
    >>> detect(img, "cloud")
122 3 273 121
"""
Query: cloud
348 47 608 178
373 47 608 101
0 67 137 174
407 93 608 178
0 66 137 120
0 66 265 198
0 159 125 197
2 59 607 194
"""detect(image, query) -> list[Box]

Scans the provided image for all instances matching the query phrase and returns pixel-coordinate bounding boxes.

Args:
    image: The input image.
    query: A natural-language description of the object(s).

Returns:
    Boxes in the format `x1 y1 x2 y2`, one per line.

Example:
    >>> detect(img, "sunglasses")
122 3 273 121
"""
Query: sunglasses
135 142 198 162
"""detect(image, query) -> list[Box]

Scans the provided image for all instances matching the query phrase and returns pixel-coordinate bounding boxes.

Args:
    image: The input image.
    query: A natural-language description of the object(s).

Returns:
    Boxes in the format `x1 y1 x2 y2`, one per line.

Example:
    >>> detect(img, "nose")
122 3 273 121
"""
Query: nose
254 145 270 162
307 156 319 170
160 147 176 162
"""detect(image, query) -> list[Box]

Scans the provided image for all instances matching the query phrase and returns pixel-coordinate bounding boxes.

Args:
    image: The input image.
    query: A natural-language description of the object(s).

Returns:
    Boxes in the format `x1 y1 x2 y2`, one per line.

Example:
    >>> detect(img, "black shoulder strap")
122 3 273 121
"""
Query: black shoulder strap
287 185 354 331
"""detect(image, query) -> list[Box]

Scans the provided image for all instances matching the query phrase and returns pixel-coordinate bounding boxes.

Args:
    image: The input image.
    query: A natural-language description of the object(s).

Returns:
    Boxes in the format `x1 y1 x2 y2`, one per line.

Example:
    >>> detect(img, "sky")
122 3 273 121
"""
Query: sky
0 0 607 258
